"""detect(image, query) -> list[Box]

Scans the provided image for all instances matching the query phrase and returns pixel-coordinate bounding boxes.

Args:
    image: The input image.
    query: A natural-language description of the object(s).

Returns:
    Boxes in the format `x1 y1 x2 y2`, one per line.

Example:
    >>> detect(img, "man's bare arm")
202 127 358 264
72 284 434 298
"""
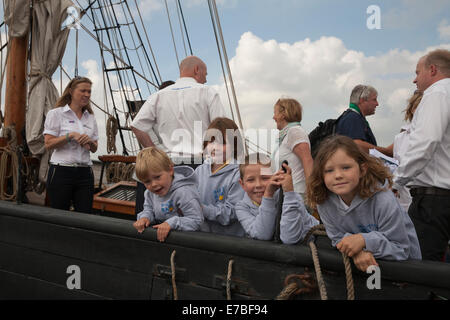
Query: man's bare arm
354 139 393 157
131 126 156 148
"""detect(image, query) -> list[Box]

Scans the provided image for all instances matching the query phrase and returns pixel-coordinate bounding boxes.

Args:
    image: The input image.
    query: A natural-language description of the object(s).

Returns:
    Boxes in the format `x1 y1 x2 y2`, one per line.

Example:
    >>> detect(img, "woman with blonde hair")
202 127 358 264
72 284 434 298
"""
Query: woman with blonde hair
271 98 313 198
388 90 423 212
43 76 98 213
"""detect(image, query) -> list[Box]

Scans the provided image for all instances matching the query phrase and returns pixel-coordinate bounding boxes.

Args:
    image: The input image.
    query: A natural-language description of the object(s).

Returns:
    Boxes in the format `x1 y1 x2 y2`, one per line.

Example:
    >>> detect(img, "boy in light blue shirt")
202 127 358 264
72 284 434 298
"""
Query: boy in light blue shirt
133 147 203 242
236 154 318 244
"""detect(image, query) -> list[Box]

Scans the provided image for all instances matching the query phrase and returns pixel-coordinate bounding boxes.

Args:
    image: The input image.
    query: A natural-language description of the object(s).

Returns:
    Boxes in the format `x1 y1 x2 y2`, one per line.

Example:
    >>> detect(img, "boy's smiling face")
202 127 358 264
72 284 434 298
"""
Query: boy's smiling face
239 164 272 205
142 167 174 197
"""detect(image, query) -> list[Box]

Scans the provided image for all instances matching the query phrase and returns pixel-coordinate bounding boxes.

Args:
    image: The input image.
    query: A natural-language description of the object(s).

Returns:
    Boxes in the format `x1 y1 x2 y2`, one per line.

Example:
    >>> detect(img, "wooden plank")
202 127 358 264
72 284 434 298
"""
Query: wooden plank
98 155 136 163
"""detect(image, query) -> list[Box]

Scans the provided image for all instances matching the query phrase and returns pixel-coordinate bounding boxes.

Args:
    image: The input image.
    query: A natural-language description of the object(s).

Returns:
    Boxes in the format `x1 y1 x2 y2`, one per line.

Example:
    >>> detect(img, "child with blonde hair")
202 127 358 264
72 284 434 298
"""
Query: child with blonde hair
307 135 421 271
133 147 203 242
236 153 318 243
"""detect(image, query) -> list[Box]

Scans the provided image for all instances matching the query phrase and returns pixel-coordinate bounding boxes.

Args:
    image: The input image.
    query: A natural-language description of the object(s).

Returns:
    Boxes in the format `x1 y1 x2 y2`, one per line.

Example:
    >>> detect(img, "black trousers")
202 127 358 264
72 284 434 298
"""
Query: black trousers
46 165 94 214
134 158 202 215
408 194 450 261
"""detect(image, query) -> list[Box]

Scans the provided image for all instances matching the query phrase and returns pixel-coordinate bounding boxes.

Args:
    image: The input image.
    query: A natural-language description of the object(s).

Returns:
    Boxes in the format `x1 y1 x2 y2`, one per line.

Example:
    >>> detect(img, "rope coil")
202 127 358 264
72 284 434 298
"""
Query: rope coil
276 273 317 300
0 125 30 201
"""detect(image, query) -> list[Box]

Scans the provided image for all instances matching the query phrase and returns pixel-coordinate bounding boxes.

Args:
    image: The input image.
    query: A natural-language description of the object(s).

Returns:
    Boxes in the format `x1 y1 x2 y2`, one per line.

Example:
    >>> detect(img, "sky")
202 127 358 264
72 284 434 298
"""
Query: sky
2 0 450 157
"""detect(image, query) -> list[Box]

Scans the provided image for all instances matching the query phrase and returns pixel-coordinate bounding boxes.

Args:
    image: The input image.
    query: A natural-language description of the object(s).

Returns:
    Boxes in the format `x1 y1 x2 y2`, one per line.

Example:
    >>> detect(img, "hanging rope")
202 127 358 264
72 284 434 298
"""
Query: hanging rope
0 125 29 201
226 259 234 300
341 252 355 300
106 115 118 154
308 240 328 300
302 224 356 300
74 28 79 77
170 250 178 300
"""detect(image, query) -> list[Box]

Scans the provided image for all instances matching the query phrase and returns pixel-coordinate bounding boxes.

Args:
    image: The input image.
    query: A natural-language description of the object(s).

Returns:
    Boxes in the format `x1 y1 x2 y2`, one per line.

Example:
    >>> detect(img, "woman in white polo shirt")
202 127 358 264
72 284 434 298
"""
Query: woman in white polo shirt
44 76 98 213
271 98 313 199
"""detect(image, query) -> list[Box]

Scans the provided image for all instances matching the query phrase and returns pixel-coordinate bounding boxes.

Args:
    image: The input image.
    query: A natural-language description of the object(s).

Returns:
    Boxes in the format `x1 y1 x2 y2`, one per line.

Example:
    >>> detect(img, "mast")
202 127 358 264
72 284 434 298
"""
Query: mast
3 32 28 145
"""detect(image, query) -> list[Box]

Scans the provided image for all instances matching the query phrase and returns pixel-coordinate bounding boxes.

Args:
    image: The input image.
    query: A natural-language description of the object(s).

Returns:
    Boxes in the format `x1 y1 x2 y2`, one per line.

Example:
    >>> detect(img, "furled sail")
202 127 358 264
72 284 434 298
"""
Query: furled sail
25 0 73 182
4 0 30 38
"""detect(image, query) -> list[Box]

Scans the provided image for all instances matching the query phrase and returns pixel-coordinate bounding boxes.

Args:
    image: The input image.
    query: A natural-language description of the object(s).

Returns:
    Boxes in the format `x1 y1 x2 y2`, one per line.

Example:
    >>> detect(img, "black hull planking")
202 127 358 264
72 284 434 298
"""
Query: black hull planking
0 200 449 300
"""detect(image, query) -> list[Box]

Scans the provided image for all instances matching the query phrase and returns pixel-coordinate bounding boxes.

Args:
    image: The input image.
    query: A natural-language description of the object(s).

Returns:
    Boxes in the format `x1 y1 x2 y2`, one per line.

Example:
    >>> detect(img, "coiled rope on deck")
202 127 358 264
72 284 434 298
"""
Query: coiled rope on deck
0 125 30 201
276 273 317 300
106 162 135 183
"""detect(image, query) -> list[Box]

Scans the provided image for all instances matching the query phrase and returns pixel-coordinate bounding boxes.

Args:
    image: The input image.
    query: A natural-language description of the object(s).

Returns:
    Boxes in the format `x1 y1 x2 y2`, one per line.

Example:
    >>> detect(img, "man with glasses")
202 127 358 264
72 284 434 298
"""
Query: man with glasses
335 84 392 156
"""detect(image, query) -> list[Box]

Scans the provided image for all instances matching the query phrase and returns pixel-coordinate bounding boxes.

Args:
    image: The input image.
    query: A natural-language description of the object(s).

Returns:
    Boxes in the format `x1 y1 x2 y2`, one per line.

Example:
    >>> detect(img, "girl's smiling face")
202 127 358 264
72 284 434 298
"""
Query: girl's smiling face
323 148 365 205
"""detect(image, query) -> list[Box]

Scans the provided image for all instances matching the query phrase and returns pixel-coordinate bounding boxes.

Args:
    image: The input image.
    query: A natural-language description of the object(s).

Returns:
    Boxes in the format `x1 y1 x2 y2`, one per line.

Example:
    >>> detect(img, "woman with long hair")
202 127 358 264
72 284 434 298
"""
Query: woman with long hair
43 76 98 213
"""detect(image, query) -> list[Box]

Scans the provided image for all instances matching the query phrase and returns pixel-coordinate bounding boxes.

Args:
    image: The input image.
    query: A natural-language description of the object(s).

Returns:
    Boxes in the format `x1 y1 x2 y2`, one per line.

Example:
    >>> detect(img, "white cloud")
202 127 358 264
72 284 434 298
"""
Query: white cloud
438 20 450 40
217 32 450 152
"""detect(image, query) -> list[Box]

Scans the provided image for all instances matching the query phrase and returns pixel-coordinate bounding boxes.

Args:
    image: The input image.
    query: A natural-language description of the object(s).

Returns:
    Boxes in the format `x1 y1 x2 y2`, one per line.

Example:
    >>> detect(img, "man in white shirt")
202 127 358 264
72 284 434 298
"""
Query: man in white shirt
131 56 226 165
393 49 450 261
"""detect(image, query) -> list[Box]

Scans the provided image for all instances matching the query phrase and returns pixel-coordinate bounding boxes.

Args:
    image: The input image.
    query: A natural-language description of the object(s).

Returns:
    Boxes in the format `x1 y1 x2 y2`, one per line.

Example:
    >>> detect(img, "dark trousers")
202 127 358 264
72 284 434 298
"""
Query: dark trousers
46 165 94 214
408 194 450 261
134 158 202 215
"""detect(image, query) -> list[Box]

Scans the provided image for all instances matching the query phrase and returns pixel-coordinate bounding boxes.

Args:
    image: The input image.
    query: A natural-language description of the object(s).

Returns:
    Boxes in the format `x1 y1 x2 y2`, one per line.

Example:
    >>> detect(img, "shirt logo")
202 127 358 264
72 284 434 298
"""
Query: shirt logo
68 120 75 123
213 187 225 202
161 200 175 214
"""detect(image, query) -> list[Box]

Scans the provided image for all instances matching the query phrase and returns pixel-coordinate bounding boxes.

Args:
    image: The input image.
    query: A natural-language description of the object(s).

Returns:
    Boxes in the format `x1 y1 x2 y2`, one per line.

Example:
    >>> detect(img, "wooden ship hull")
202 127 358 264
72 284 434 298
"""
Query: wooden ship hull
1 200 449 300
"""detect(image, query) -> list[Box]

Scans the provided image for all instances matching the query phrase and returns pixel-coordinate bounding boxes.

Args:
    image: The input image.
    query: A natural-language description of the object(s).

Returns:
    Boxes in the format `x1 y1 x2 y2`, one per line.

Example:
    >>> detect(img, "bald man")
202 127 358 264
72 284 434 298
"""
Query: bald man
131 56 226 165
394 49 450 261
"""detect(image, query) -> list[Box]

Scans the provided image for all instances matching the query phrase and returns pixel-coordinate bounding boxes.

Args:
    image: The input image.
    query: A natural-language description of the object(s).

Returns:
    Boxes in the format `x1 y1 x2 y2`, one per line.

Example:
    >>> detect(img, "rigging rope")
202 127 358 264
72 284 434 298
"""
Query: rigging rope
210 0 244 135
302 224 356 300
226 259 234 300
132 0 162 83
164 0 180 67
177 0 193 55
207 0 235 122
170 250 178 300
175 0 187 57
